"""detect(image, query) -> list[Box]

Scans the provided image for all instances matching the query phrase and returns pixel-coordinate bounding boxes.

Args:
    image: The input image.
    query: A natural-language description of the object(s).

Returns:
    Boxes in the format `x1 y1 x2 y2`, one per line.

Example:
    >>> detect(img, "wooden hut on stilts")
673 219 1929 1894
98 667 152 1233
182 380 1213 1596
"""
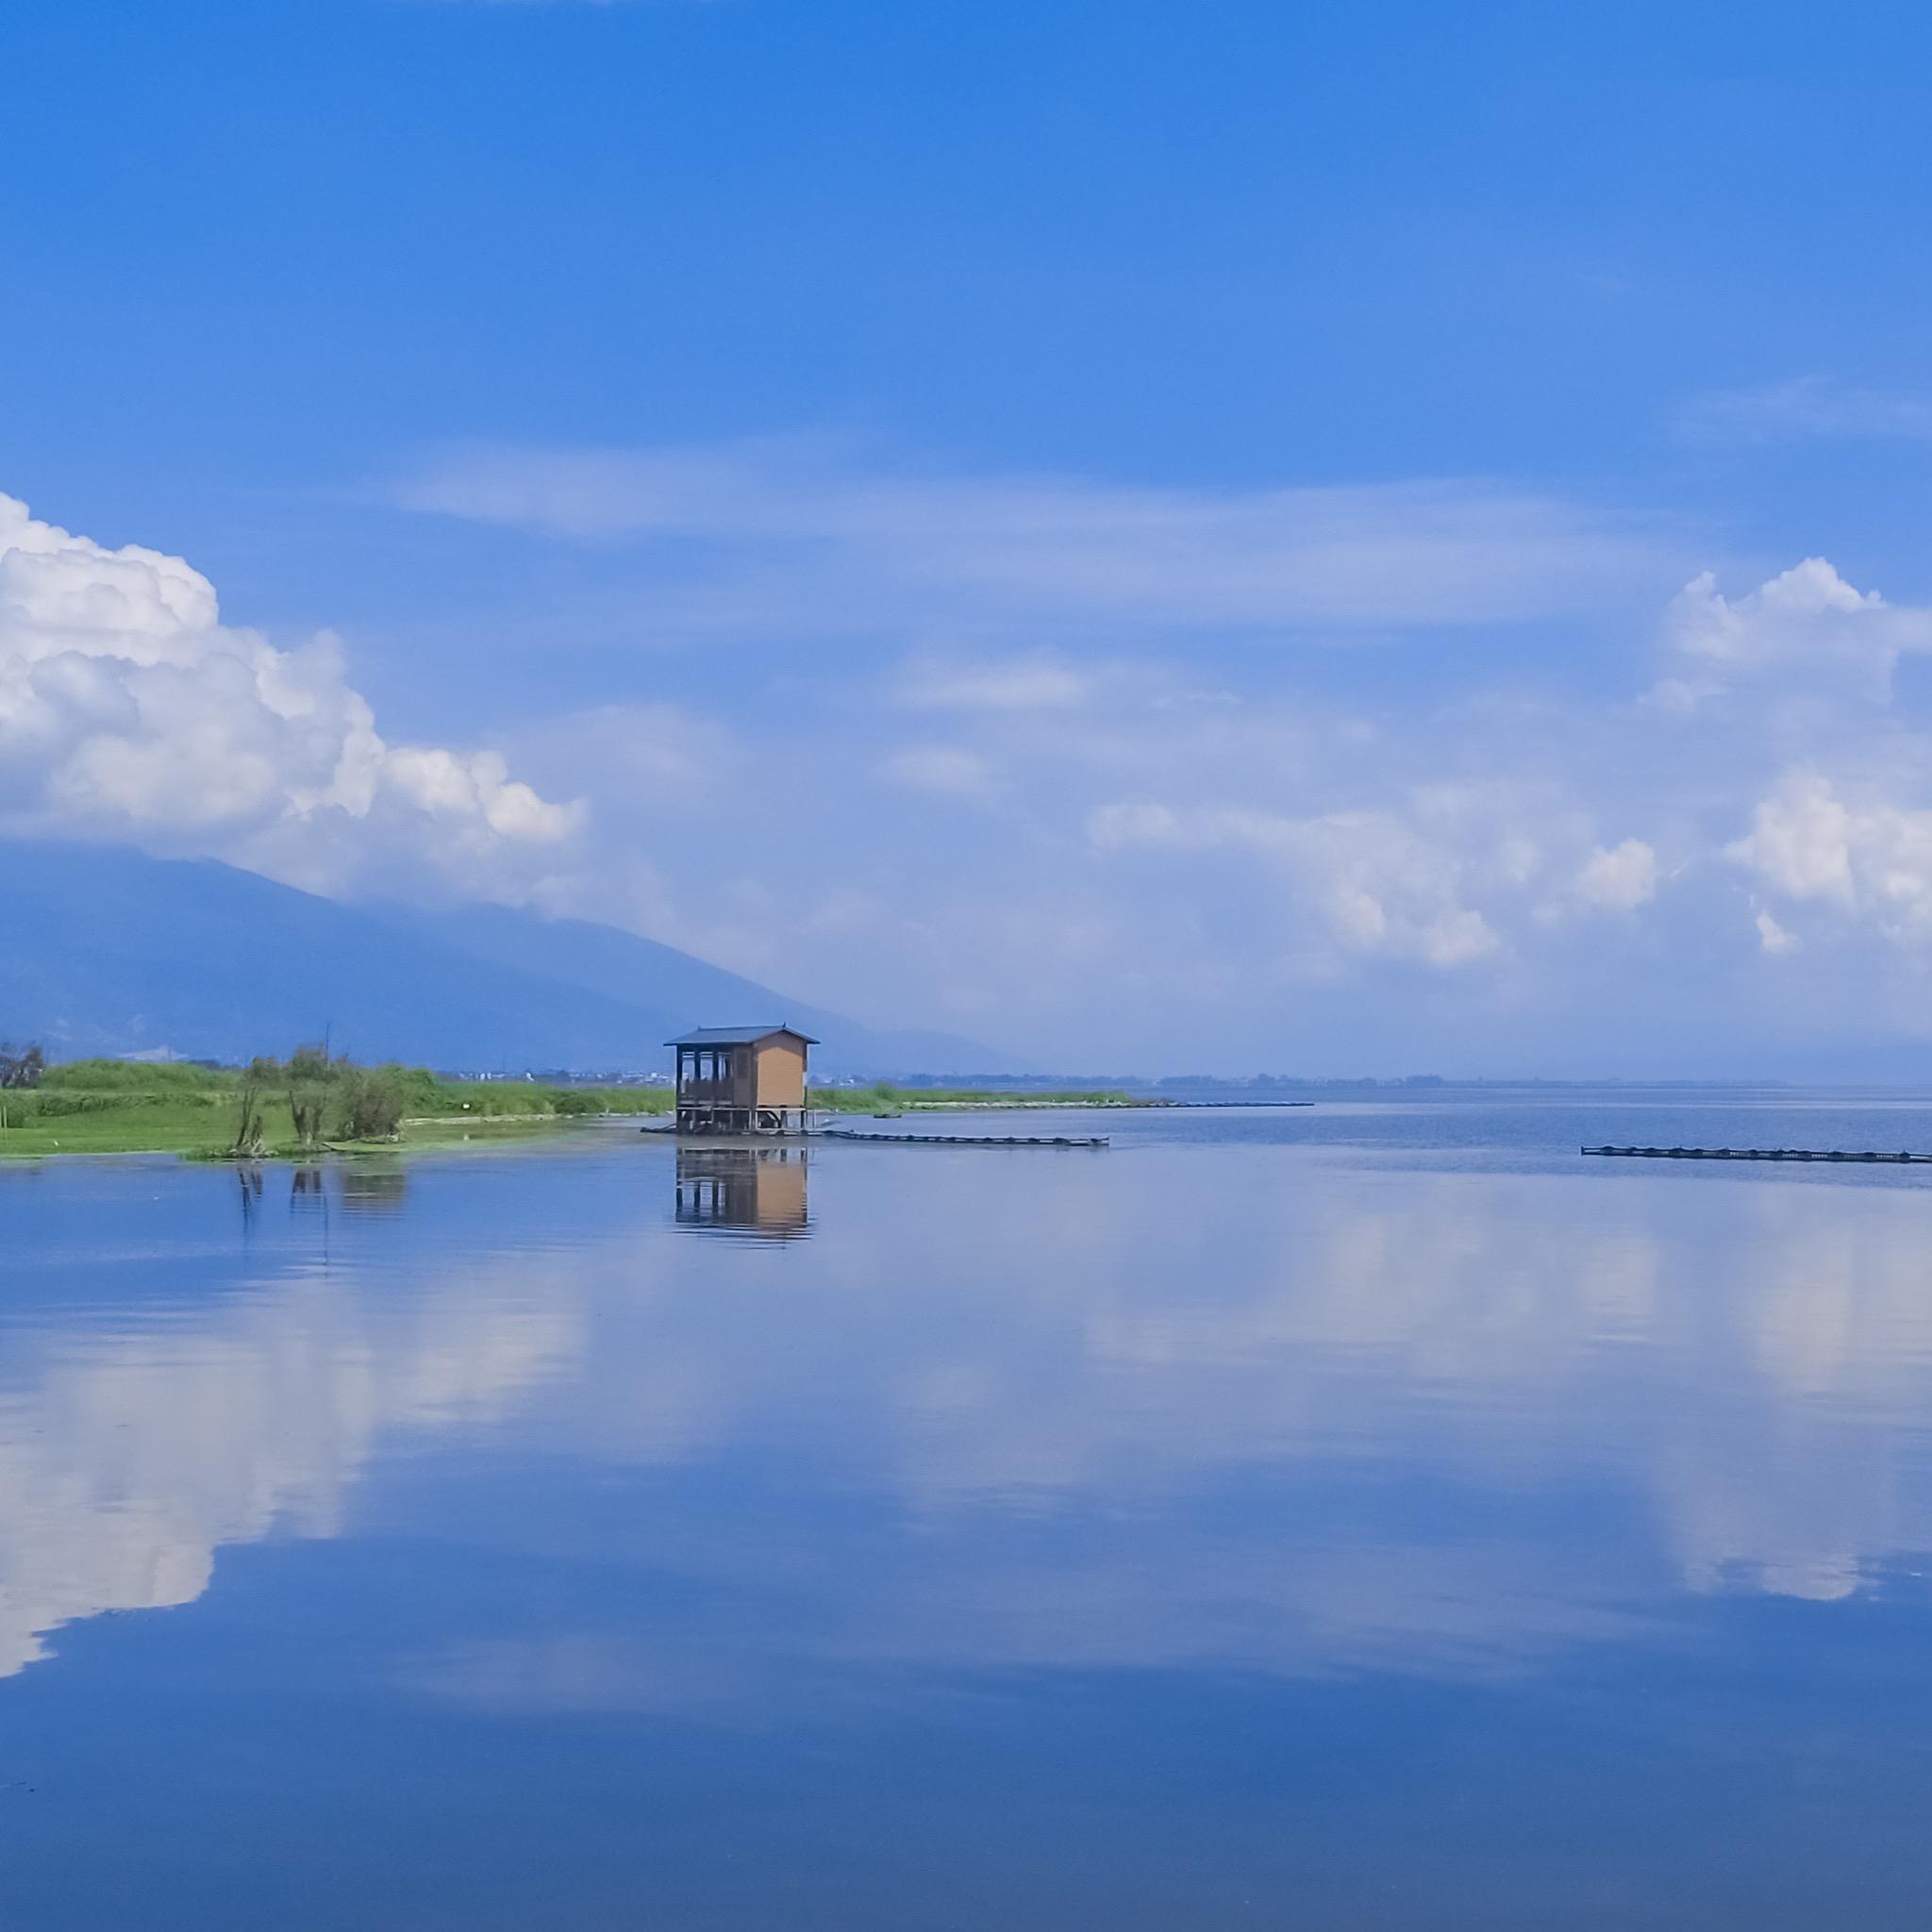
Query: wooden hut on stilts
668 1025 819 1135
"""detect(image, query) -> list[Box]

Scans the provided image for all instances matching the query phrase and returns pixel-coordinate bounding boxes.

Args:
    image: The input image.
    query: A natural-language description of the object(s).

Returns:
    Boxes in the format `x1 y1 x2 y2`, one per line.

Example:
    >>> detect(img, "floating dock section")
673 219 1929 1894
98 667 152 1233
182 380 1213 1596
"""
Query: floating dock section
1583 1144 1932 1164
821 1128 1109 1148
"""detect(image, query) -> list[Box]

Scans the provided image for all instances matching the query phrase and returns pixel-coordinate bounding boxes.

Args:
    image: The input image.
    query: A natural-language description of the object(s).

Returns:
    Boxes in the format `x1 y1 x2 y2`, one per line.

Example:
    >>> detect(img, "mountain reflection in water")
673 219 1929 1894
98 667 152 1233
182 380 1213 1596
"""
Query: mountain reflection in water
6 1097 1932 1927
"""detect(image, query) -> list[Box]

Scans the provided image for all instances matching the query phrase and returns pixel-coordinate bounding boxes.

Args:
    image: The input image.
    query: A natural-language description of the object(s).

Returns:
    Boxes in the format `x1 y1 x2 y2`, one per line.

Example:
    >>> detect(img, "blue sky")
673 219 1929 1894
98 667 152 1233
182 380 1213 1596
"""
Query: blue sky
8 0 1932 1072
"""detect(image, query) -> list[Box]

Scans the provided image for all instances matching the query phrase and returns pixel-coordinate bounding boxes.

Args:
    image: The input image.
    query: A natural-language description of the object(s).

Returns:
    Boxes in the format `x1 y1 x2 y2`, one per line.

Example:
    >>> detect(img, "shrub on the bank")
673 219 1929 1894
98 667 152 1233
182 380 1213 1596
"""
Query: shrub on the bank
337 1065 407 1141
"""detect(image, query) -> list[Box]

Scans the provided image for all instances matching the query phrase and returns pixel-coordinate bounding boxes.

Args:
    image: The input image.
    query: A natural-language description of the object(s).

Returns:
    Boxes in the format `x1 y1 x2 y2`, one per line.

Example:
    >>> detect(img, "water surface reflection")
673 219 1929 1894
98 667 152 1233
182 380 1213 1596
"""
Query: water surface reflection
5 1108 1932 1926
674 1145 809 1240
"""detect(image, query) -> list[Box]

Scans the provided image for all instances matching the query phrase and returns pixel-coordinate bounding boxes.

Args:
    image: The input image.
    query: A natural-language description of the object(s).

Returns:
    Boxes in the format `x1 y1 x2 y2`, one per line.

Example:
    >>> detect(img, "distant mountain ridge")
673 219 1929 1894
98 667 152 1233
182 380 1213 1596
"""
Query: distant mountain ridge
0 841 1017 1076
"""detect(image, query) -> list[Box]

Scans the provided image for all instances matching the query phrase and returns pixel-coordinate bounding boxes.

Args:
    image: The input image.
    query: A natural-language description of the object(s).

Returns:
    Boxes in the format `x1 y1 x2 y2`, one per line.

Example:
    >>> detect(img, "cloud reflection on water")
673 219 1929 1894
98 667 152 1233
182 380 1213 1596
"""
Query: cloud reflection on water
0 1168 581 1676
5 1143 1932 1697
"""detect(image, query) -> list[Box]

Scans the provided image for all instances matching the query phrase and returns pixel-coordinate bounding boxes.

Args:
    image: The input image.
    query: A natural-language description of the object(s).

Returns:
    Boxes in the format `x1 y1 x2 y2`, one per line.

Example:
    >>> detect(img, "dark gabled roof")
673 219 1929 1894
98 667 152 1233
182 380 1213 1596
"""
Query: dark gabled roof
665 1024 821 1048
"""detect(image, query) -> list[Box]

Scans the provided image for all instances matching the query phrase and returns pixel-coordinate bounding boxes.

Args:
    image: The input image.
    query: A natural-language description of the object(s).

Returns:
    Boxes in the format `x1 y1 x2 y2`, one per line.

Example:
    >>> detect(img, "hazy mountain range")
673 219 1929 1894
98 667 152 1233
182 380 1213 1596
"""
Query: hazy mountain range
0 841 1015 1076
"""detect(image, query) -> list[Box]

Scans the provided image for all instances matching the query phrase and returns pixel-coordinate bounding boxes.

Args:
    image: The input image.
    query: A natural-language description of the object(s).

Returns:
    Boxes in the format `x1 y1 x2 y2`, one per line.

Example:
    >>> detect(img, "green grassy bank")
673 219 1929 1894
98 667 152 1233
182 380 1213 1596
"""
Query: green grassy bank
0 1061 1151 1161
0 1058 671 1160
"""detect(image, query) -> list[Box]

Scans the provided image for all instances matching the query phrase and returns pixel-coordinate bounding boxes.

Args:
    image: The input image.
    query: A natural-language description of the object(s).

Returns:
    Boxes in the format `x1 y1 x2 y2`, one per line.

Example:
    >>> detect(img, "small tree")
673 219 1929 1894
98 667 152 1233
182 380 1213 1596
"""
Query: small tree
230 1057 277 1158
337 1064 405 1142
286 1043 335 1153
0 1041 45 1090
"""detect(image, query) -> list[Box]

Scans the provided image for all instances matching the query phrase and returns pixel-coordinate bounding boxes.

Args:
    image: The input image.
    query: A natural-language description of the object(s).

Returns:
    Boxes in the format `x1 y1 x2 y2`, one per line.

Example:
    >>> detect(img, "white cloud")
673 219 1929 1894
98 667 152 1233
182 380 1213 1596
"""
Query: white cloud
513 700 739 806
1575 839 1657 911
377 452 1932 1055
1729 774 1858 901
883 744 998 799
0 494 581 900
898 658 1087 712
1729 771 1932 940
848 554 1932 1056
29 1153 1932 1695
1657 558 1932 705
21 467 1932 1069
1086 801 1180 850
0 1239 580 1678
1089 798 1505 970
395 441 1687 635
1679 375 1932 445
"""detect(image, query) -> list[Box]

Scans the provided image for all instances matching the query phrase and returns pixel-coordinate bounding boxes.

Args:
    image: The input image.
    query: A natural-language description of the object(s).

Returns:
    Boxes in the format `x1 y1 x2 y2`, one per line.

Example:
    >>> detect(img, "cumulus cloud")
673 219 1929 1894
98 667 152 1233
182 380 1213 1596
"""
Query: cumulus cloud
1729 774 1859 902
0 494 581 900
1575 839 1657 911
391 441 1932 1021
877 552 1932 1054
1654 558 1932 705
677 523 1932 1062
1729 771 1932 941
19 466 1932 1068
1089 798 1507 970
386 451 1932 1056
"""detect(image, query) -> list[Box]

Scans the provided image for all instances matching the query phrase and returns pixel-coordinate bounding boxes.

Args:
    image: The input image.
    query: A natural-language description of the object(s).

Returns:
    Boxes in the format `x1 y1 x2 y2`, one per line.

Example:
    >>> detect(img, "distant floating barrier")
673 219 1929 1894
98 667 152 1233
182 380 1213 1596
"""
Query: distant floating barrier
1174 1100 1316 1108
1582 1145 1932 1164
821 1128 1109 1148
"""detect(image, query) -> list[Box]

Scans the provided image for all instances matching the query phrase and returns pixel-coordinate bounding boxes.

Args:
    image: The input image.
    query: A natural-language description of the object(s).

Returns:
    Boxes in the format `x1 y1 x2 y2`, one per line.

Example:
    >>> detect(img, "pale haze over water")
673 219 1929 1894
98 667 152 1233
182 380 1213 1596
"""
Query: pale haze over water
6 1097 1932 1926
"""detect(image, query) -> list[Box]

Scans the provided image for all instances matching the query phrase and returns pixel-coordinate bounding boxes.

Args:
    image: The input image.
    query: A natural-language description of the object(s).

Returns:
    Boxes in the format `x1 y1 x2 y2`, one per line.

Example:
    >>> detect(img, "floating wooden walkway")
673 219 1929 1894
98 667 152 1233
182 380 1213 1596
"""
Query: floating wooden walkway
1583 1144 1932 1164
821 1128 1109 1148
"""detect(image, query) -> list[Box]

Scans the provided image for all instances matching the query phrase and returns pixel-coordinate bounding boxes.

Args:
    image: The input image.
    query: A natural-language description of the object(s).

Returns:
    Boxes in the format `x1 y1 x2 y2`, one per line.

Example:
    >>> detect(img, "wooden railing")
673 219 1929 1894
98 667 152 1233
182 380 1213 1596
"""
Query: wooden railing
676 1079 747 1106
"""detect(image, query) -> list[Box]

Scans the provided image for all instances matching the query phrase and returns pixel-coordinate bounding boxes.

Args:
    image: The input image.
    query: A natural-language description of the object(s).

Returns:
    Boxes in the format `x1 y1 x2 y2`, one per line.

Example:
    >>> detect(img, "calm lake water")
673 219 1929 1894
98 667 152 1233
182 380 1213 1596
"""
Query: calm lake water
8 1091 1932 1927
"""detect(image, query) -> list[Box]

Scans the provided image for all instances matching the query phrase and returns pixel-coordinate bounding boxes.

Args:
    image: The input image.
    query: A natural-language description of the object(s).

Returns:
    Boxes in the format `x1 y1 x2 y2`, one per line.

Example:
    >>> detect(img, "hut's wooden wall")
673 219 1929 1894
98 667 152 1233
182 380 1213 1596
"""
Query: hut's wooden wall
753 1037 808 1108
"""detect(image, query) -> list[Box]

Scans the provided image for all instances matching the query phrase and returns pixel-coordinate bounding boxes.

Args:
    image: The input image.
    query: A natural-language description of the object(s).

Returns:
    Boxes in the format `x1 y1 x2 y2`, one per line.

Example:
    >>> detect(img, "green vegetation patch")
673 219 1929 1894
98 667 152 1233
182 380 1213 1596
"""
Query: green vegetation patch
0 1057 1144 1159
0 1054 670 1160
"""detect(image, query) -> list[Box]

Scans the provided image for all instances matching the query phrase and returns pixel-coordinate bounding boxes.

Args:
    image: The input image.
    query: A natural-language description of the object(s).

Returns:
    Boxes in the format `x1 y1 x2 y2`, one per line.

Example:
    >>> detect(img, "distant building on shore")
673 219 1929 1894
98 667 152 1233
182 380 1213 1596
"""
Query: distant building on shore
668 1025 818 1135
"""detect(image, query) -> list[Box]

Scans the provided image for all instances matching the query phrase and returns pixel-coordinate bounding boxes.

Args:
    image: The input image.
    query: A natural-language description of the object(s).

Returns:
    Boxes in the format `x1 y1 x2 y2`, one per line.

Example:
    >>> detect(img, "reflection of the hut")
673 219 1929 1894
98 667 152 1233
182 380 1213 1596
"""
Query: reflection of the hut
675 1146 810 1240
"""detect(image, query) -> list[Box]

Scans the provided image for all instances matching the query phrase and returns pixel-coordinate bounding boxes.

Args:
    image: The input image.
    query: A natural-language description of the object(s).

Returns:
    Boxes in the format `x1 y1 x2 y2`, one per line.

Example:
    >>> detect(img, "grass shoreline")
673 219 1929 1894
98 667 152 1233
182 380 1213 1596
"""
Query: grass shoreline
0 1062 1149 1161
0 1059 672 1162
